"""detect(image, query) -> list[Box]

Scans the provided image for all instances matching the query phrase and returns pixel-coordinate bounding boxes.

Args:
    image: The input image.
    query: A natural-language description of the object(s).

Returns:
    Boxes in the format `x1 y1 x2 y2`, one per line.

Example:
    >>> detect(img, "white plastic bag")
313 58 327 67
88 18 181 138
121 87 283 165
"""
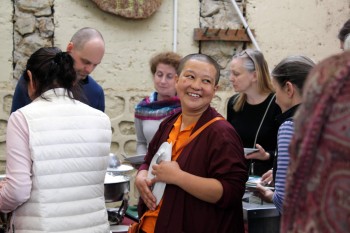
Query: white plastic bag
147 141 172 205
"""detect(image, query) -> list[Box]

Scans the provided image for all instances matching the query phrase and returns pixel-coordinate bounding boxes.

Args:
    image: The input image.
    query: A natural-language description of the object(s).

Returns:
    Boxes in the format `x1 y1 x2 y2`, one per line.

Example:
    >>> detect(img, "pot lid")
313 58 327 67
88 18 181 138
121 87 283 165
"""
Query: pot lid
104 173 130 184
107 164 134 173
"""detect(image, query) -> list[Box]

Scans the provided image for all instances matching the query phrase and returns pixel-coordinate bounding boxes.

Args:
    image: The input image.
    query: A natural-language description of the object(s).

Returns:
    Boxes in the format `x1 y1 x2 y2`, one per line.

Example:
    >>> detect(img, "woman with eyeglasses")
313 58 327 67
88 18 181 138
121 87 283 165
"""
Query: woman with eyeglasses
227 49 281 177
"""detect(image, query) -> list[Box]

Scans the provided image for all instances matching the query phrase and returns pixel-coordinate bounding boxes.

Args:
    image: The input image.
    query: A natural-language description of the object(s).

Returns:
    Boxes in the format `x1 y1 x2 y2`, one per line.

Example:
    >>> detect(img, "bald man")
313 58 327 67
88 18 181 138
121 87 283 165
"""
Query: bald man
11 27 106 112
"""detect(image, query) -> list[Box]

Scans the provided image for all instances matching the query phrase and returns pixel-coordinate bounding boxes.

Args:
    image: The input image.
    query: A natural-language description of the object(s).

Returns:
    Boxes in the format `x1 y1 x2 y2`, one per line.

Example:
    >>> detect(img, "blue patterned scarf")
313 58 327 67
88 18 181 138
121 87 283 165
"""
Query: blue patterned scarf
134 92 181 120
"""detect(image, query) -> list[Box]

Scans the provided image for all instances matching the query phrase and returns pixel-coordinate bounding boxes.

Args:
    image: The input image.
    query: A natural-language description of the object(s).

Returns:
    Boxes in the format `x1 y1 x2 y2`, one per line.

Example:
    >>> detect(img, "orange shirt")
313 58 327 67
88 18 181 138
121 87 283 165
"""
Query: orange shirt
141 115 195 232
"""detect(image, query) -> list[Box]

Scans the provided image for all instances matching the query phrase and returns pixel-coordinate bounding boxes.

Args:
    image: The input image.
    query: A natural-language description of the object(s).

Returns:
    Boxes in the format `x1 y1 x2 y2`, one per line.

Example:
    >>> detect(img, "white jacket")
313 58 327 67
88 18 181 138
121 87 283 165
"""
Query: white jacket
12 89 111 233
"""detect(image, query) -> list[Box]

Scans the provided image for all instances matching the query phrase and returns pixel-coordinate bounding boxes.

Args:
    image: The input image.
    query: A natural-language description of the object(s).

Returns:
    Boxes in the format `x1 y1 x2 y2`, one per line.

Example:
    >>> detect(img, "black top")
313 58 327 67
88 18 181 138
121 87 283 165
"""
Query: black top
11 75 105 113
227 93 281 176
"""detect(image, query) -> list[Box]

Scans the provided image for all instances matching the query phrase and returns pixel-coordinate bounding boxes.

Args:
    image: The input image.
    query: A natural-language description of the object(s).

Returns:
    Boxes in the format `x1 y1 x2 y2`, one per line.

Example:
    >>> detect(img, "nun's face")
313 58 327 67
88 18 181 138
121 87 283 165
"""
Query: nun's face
175 59 218 114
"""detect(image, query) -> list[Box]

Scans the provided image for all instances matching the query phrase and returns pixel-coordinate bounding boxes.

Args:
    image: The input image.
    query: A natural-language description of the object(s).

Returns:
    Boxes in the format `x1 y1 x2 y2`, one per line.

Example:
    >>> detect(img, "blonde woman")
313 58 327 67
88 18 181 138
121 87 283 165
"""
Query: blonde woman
227 49 281 177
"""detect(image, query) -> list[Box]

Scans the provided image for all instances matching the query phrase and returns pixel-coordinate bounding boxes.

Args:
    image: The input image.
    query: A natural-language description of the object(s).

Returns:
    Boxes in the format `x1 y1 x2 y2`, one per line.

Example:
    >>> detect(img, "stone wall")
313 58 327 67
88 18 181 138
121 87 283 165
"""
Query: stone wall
200 0 245 92
13 0 55 80
0 0 349 173
0 0 200 172
0 0 55 172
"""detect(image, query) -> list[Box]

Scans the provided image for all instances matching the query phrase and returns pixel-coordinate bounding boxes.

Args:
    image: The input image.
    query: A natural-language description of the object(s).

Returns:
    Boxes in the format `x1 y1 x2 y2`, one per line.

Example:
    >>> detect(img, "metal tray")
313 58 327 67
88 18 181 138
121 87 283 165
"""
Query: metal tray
123 154 145 165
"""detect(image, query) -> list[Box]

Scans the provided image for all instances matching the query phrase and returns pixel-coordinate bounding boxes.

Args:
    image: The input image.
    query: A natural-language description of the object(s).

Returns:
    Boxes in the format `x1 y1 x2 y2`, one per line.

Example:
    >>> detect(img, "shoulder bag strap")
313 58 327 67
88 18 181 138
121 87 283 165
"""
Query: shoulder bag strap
252 94 276 147
176 117 225 153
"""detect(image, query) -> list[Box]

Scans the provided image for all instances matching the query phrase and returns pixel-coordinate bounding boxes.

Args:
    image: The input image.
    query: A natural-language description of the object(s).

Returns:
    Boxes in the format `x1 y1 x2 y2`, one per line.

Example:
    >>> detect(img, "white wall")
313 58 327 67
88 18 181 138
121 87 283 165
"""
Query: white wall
0 1 13 85
0 0 15 168
0 0 349 165
247 0 350 67
54 0 199 92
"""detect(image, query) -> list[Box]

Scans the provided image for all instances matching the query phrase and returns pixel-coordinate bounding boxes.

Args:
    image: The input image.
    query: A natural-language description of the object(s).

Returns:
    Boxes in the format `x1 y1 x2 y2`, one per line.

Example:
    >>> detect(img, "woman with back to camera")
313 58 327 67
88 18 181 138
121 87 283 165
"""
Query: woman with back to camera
255 55 315 213
0 47 112 233
134 51 182 155
227 49 281 177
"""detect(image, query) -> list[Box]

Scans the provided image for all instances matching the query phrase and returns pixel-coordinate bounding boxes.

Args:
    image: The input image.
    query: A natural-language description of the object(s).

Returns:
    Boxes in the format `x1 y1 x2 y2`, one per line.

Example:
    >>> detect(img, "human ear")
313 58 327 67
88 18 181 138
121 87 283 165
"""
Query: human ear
251 71 258 82
175 74 180 83
285 81 294 97
214 84 219 92
66 42 74 52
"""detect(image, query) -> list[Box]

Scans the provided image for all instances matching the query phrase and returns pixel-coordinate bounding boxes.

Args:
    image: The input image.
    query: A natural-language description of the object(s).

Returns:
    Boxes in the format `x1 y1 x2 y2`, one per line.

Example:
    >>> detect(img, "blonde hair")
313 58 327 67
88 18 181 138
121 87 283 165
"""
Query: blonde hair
232 49 274 111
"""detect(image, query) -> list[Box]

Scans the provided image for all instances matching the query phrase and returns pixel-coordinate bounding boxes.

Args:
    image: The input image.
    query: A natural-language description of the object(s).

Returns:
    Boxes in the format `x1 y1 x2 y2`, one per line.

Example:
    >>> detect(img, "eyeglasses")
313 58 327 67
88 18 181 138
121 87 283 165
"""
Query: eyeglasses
237 49 257 69
238 50 254 62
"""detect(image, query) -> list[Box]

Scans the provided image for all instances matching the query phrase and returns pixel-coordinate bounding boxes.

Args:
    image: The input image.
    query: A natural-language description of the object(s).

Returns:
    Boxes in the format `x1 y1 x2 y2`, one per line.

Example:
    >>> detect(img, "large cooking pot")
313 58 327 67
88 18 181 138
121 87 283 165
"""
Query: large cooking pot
104 173 130 203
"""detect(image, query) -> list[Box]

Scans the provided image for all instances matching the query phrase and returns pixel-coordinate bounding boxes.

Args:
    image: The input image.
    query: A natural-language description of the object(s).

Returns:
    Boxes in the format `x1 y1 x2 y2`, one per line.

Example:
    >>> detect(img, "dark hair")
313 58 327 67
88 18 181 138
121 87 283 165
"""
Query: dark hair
272 55 315 93
177 53 221 85
150 51 182 75
23 47 77 100
338 19 350 42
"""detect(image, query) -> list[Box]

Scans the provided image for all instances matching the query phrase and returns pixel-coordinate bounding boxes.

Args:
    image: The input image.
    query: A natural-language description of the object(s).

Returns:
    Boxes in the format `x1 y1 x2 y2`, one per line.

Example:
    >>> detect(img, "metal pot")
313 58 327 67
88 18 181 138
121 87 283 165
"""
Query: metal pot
104 173 130 203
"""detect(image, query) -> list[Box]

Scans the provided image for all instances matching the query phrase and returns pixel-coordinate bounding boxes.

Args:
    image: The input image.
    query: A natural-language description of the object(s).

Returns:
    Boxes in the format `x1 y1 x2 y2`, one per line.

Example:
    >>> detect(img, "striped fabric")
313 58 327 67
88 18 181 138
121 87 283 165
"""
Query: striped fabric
273 120 294 213
282 51 350 233
134 92 181 120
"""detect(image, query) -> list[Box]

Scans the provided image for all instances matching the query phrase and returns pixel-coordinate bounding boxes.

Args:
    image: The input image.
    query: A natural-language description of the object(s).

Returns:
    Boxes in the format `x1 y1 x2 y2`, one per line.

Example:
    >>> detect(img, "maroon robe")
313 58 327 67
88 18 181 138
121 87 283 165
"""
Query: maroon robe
138 106 248 233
